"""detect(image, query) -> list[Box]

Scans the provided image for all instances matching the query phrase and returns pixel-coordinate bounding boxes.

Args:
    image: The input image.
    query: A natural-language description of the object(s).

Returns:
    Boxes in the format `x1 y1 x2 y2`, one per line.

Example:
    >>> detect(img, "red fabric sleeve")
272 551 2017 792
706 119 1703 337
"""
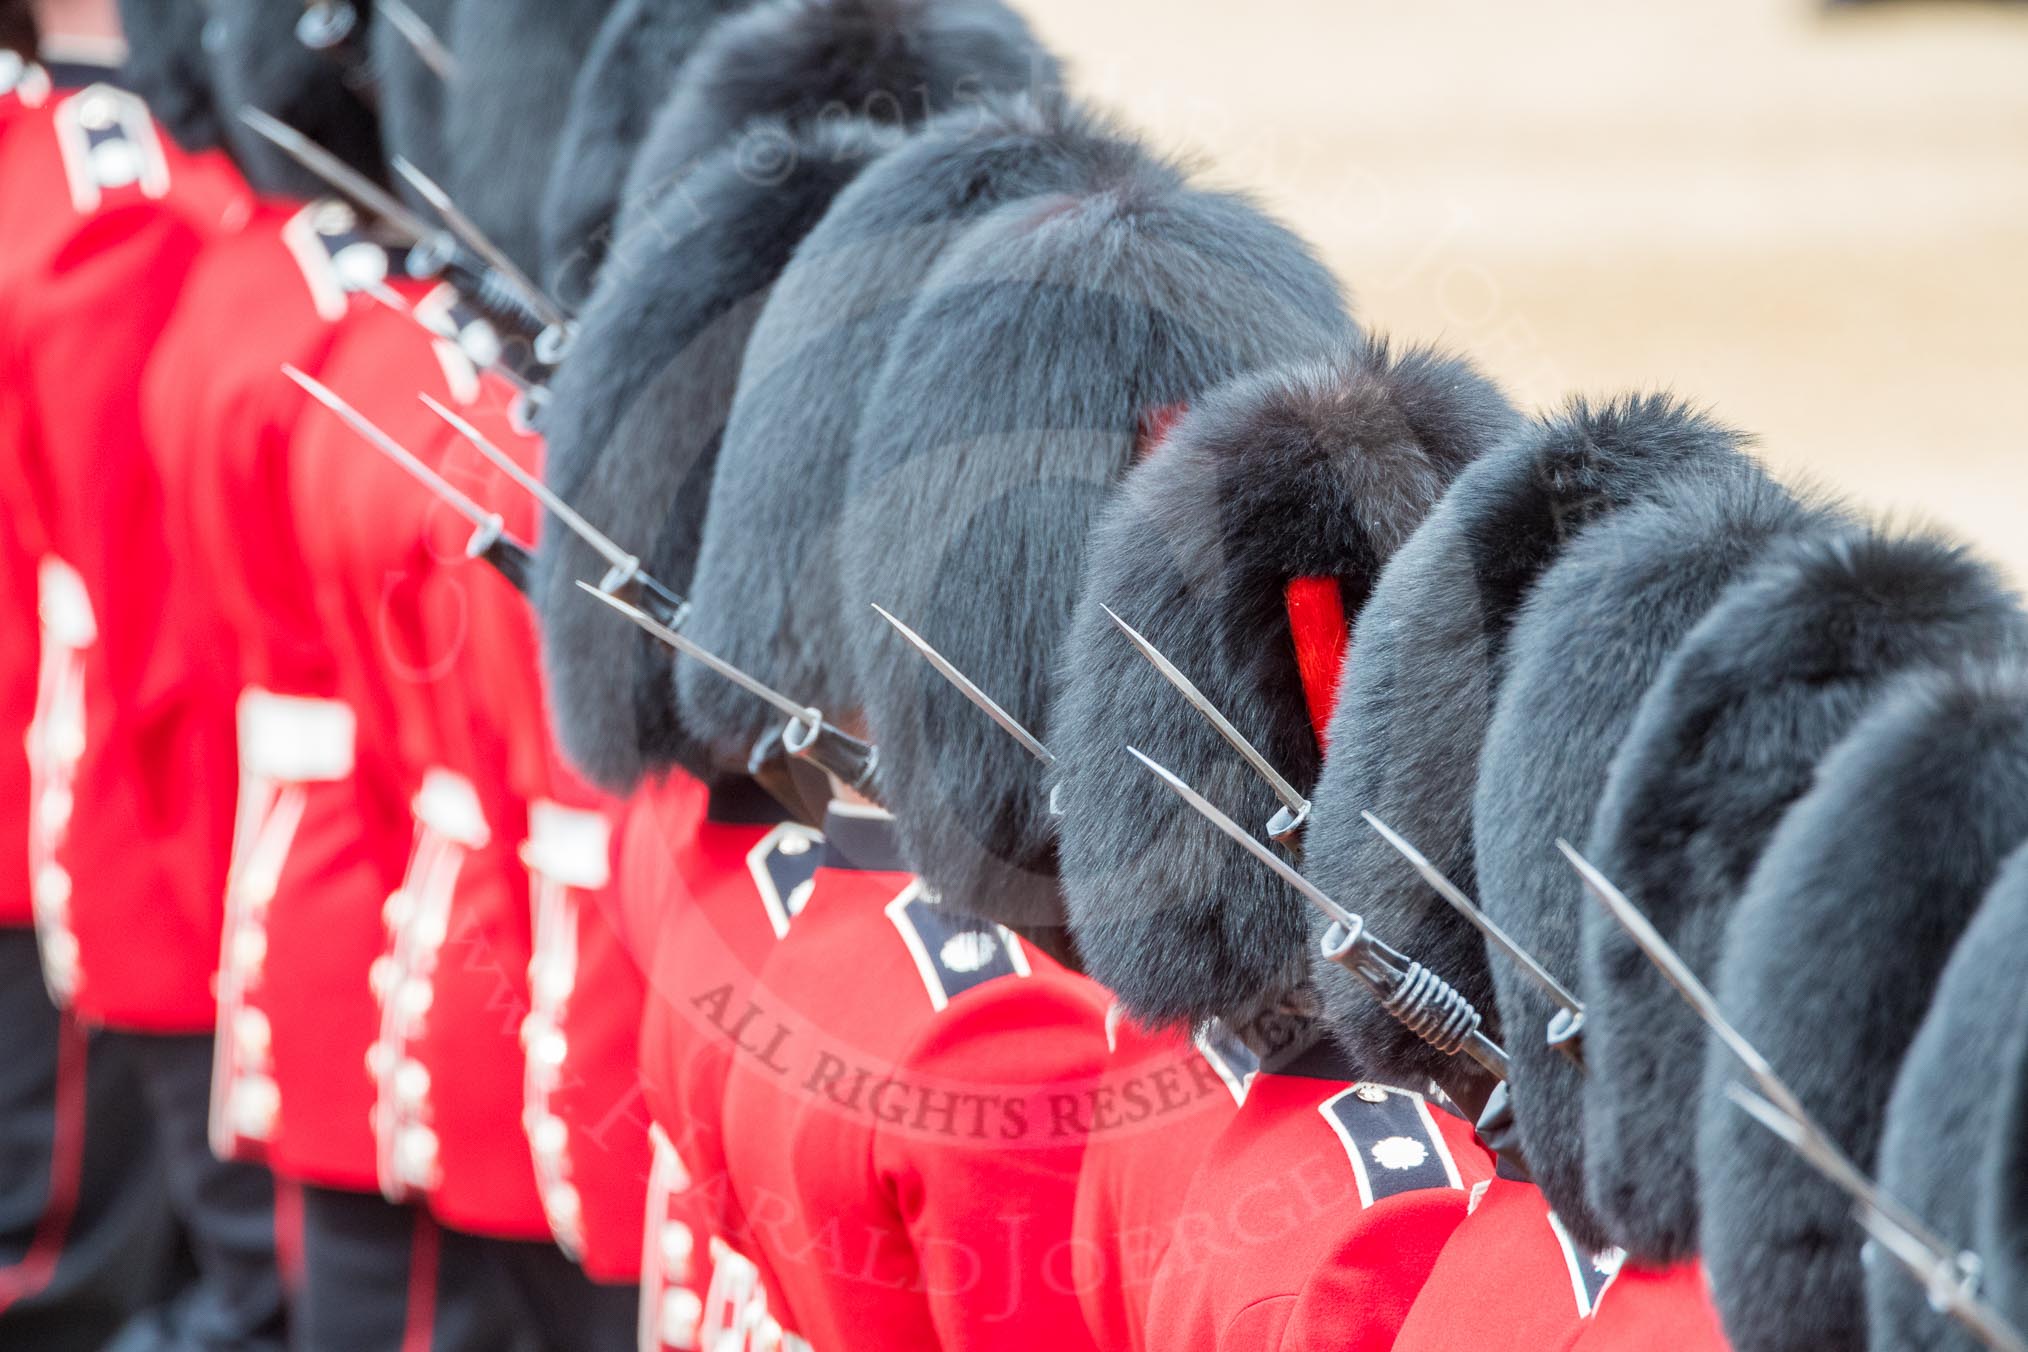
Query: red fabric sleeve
875 972 1109 1352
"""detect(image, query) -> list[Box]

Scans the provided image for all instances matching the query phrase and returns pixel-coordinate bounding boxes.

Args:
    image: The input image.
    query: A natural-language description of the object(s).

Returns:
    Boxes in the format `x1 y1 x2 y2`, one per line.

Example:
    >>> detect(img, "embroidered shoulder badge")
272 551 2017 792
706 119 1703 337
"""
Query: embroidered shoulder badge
1318 1083 1465 1207
747 822 823 940
885 885 1029 1011
53 83 168 213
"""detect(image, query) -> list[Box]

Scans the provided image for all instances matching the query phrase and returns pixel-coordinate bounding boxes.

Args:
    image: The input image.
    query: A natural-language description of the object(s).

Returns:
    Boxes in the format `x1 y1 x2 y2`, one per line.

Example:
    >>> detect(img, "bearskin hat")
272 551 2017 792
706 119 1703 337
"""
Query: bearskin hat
615 0 1058 247
840 167 1353 940
114 0 224 150
201 0 383 198
1583 527 2023 1265
1475 460 1814 1255
1870 841 2028 1352
538 0 757 306
1 2 32 62
1979 952 2028 1335
1304 395 1751 1109
1053 342 1517 1042
679 95 1157 772
533 116 893 792
1697 662 2028 1352
442 0 619 279
370 0 455 207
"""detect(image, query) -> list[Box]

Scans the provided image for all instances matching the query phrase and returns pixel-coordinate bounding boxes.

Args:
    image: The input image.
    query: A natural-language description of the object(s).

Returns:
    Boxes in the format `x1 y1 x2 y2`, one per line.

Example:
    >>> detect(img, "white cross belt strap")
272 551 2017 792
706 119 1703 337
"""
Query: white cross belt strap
236 689 357 783
521 800 612 891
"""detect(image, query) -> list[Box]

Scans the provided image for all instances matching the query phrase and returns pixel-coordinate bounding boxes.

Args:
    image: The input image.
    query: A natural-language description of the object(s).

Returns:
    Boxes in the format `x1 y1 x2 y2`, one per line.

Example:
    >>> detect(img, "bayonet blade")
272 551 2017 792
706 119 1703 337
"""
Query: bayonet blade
871 605 1053 766
282 365 496 532
1103 604 1308 818
419 394 629 570
1126 747 1354 930
238 108 434 243
390 155 569 330
575 581 817 730
1367 812 1583 1018
378 0 458 82
1728 1085 2027 1352
1556 839 1808 1121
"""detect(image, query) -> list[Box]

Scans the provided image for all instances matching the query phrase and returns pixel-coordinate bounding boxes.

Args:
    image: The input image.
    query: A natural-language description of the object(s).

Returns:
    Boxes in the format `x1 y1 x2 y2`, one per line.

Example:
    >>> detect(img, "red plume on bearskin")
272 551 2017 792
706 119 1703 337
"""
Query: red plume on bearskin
1052 342 1517 1041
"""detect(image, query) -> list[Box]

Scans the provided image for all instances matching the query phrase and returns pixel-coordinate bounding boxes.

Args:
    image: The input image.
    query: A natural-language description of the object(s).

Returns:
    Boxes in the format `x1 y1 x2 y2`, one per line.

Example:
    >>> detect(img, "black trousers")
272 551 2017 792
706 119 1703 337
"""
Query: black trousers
0 928 178 1350
96 1029 289 1352
297 1185 637 1352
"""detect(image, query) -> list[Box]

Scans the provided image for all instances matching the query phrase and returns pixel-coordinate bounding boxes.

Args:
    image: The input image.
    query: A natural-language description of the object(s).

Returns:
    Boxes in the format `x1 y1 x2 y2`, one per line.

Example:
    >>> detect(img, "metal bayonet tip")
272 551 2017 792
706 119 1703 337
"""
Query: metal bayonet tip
871 604 1054 766
1125 746 1356 931
1101 603 1310 820
1365 811 1584 1020
390 156 569 331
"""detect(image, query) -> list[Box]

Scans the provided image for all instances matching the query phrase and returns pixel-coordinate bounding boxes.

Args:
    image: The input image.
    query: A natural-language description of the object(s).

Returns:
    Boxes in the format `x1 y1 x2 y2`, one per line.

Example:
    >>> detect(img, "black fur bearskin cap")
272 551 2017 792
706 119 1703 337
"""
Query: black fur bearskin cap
1696 661 2028 1352
615 0 1058 246
1871 841 2028 1352
2 2 32 62
1304 394 1752 1107
1979 923 2028 1336
114 0 224 150
442 0 619 281
841 168 1354 940
1474 460 1816 1256
1583 526 2024 1265
532 115 892 793
369 0 454 210
1053 342 1518 1040
679 95 1159 772
202 0 384 199
538 0 756 307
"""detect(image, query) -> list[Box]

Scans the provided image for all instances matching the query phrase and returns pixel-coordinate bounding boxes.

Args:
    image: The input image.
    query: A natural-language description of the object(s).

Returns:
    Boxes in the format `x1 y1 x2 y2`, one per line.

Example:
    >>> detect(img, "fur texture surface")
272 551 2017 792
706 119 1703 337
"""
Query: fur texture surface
1697 663 2028 1352
203 0 384 197
1052 342 1518 1036
538 0 756 306
443 0 618 279
1476 462 1814 1255
1305 395 1752 1107
1979 958 2028 1332
680 95 1157 770
1870 842 2028 1352
371 0 456 207
1583 527 2023 1264
114 0 223 150
616 0 1056 246
533 117 891 792
841 166 1353 937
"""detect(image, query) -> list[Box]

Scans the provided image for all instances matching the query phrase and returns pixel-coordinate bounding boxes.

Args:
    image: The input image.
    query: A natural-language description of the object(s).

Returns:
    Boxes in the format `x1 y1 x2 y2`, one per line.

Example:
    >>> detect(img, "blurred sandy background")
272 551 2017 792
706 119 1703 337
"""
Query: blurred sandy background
1020 0 2028 580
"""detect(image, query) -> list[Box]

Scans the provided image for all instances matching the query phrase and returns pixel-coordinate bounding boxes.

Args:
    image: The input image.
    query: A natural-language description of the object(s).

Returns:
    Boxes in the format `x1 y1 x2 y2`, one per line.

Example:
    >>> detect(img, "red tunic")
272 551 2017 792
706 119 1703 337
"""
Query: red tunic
1566 1261 1731 1352
138 195 421 1177
717 805 1109 1352
1391 1176 1625 1352
1069 1009 1254 1351
0 71 251 1028
0 52 62 932
632 774 812 1349
282 311 539 1239
1142 1051 1498 1350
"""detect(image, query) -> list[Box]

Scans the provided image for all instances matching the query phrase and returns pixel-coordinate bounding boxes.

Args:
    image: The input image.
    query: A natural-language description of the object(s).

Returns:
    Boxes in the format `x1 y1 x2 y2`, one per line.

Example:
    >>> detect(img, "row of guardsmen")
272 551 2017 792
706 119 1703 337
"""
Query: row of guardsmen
3 1 2028 1350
